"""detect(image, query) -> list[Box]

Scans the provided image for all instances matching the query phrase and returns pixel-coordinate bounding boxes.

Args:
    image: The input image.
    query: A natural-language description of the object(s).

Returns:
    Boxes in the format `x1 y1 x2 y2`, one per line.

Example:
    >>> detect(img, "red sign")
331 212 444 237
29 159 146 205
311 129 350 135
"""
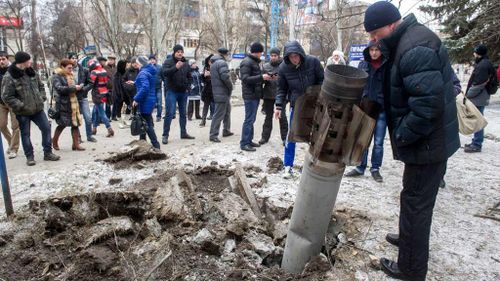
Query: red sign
0 16 23 28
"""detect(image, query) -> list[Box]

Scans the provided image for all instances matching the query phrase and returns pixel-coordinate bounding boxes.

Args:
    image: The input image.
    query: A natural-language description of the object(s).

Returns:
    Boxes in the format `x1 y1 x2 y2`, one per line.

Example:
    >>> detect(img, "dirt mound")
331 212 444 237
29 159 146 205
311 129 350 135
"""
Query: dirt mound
103 140 167 169
0 165 376 280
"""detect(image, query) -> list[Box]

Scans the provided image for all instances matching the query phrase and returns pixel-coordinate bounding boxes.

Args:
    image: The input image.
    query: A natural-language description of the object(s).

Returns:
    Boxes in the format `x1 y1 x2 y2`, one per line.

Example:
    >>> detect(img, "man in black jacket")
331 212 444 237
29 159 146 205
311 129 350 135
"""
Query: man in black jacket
364 2 460 280
239 42 272 152
259 47 288 146
122 58 141 127
0 51 20 159
464 44 494 153
274 41 324 177
161 44 194 144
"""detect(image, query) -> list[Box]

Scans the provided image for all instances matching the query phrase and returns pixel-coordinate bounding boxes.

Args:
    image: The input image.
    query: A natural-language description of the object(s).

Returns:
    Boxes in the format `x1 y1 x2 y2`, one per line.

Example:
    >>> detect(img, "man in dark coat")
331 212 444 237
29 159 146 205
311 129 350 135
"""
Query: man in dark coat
274 40 324 177
239 42 271 152
1 52 60 166
464 44 495 153
364 2 460 280
161 44 194 144
345 41 388 182
0 51 20 159
209 47 234 142
259 47 288 146
122 58 141 126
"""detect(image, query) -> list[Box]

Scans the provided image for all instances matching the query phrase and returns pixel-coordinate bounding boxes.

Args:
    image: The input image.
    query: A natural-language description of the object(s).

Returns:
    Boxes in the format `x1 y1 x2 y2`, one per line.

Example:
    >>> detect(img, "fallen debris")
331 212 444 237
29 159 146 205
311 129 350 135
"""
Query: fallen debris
103 140 167 165
233 165 263 219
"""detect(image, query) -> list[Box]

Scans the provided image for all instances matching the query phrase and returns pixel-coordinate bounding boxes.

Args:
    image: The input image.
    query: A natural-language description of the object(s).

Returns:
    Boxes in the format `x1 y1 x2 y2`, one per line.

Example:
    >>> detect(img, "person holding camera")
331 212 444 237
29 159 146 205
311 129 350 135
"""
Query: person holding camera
259 47 287 146
239 42 273 152
51 59 85 151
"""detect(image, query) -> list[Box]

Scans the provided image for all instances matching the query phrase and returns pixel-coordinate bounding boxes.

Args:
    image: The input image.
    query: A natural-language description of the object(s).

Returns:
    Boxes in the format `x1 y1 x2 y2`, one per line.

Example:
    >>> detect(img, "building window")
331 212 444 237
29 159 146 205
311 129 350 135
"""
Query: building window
184 38 199 48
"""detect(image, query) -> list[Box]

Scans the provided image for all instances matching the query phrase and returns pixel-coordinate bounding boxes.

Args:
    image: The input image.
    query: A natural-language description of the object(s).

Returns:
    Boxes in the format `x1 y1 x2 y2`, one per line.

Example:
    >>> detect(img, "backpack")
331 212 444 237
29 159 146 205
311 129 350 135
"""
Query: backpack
486 65 499 95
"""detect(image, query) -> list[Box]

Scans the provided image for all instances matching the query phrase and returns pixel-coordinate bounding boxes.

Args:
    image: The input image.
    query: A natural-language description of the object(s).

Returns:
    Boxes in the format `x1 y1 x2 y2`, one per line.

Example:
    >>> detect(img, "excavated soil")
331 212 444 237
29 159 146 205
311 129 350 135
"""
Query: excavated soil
0 166 375 281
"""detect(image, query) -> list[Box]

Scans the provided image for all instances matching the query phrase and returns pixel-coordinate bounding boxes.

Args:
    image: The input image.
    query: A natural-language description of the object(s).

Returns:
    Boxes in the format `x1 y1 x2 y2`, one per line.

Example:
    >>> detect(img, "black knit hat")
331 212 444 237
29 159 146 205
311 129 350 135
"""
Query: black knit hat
364 1 401 32
218 47 229 55
97 56 107 62
14 51 31 64
173 44 184 53
474 44 488 56
250 42 264 53
269 47 280 56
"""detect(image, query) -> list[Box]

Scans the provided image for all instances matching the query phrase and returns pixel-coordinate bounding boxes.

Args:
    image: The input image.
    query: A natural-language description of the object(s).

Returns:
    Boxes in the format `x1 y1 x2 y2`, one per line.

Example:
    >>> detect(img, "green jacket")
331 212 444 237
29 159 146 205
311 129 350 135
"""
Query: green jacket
1 64 46 116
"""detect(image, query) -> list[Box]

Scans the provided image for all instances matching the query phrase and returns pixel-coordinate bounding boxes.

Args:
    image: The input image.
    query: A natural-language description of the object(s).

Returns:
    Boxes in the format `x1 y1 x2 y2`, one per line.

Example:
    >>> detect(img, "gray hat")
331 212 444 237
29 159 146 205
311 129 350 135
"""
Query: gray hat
137 56 149 67
269 47 281 56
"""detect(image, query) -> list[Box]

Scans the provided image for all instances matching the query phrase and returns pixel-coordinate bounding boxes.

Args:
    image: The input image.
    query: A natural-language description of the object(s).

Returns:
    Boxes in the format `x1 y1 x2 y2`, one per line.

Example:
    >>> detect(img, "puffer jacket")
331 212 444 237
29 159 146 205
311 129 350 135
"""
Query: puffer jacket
133 64 157 114
466 55 494 107
357 41 388 109
276 41 324 109
1 65 46 116
52 68 78 127
162 55 191 93
262 59 281 100
210 55 233 103
379 13 460 165
240 54 263 100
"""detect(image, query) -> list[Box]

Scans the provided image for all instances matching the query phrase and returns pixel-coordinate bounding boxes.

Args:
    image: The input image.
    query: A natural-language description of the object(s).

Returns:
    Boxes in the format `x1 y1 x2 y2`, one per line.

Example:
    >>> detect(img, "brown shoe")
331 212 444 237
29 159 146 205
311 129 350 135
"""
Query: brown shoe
71 128 85 151
106 127 114 137
52 126 64 150
92 127 97 135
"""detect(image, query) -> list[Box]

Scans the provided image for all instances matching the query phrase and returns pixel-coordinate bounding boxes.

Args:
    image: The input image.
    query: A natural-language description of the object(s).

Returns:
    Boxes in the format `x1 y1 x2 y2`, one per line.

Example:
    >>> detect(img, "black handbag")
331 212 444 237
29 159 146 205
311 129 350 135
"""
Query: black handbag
47 81 60 119
130 108 147 136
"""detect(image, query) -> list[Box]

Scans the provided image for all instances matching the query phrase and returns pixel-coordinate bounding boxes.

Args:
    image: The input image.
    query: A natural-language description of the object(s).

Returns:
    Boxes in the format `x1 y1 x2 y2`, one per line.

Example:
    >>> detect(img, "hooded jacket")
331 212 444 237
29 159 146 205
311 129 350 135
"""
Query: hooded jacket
134 64 157 114
1 64 46 116
240 54 264 100
276 41 324 109
357 41 388 109
379 13 460 165
466 55 494 107
210 55 233 102
162 55 192 93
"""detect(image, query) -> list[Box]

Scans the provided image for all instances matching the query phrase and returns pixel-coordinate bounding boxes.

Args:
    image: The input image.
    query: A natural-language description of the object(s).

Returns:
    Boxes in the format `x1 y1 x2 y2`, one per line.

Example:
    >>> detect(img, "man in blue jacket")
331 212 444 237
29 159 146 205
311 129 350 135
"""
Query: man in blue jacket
274 41 324 178
132 56 160 150
345 41 388 182
161 44 194 144
364 2 460 280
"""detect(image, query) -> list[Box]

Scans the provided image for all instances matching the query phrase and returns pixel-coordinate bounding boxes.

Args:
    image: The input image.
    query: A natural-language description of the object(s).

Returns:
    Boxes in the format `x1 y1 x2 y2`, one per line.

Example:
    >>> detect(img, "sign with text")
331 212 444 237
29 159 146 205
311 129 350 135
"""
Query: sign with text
348 44 368 62
0 16 23 28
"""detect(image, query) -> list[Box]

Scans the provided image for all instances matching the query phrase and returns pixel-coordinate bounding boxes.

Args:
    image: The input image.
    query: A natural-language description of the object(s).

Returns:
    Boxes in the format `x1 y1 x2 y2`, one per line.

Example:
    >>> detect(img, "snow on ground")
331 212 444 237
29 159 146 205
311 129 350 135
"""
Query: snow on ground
0 85 499 280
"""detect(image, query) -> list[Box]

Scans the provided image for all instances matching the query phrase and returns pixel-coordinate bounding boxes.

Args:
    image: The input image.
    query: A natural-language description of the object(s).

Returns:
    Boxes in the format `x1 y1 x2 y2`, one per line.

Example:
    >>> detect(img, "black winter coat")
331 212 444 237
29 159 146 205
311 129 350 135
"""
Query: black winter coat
379 13 460 165
123 67 139 100
240 54 263 100
358 42 388 109
276 41 324 109
262 59 281 100
466 55 494 107
201 69 213 103
75 65 93 100
52 69 77 127
210 55 233 103
162 56 192 93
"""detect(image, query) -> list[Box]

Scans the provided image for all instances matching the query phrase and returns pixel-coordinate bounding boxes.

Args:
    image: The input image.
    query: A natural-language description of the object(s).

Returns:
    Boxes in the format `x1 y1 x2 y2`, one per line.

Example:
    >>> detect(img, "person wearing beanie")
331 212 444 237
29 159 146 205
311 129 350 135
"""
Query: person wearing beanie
88 58 115 138
0 51 20 160
132 55 161 151
187 60 202 121
1 51 60 165
259 47 288 146
363 2 459 280
345 40 388 182
161 44 195 144
464 44 495 153
275 40 324 178
147 54 163 122
239 42 268 152
209 48 234 143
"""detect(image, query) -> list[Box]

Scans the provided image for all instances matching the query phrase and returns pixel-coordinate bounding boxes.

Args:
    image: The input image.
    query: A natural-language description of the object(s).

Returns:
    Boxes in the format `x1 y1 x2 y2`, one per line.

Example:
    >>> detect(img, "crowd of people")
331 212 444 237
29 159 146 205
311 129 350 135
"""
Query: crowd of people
0 1 499 279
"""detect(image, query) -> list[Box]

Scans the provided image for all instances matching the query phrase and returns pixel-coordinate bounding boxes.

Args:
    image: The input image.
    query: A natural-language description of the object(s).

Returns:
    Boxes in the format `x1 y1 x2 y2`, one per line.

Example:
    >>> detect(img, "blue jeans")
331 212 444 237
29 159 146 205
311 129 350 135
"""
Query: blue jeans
92 103 111 129
155 88 162 118
78 98 93 139
140 113 160 148
163 90 188 138
356 111 387 173
240 99 259 147
284 107 296 167
16 111 52 158
472 106 485 148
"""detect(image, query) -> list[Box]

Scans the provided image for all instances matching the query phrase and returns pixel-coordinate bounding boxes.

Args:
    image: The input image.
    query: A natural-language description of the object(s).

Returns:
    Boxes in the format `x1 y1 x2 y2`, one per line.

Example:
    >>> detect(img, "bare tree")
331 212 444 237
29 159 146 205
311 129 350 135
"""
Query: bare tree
0 0 31 53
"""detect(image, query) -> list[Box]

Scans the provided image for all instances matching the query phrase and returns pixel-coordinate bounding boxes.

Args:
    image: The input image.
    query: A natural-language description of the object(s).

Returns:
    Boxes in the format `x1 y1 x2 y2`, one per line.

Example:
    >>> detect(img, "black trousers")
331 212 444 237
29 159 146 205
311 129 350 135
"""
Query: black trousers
188 100 201 119
398 160 447 280
261 99 288 141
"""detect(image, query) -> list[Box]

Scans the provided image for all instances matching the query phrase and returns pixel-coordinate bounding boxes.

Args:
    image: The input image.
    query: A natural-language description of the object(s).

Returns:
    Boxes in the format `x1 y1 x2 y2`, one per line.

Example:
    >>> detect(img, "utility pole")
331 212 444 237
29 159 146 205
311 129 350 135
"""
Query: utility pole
335 0 343 50
270 0 279 48
288 0 298 41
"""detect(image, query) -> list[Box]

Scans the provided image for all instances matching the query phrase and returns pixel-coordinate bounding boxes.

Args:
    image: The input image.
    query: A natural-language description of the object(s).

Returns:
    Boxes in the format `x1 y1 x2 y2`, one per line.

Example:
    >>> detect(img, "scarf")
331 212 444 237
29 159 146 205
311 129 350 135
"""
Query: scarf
64 70 83 127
